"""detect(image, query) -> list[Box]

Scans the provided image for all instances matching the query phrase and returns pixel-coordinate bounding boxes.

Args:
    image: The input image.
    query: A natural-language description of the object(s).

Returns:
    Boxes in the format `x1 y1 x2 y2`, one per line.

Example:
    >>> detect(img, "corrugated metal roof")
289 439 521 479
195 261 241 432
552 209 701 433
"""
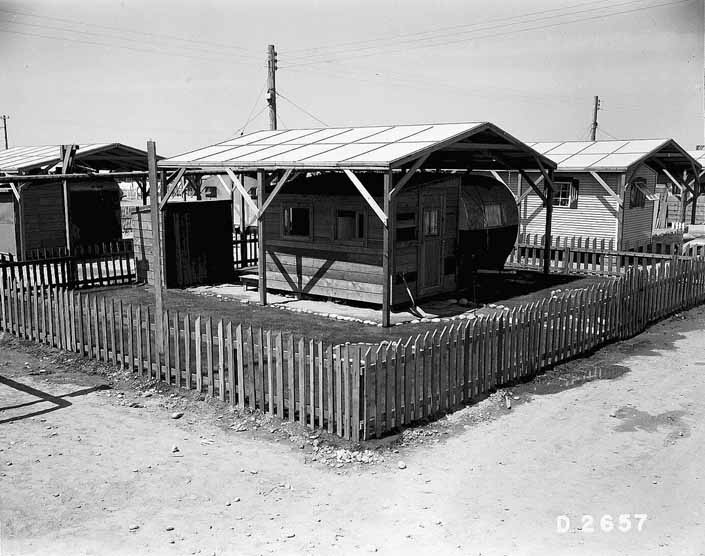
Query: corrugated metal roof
160 122 554 170
0 143 149 172
527 139 697 171
688 150 705 163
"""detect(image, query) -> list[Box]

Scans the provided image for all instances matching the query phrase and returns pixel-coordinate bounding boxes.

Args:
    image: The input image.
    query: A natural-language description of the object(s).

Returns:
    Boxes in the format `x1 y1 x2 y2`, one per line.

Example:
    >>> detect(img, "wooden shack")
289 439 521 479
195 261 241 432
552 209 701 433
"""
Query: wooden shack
262 171 518 304
158 122 556 325
132 200 234 288
0 143 150 258
484 139 701 249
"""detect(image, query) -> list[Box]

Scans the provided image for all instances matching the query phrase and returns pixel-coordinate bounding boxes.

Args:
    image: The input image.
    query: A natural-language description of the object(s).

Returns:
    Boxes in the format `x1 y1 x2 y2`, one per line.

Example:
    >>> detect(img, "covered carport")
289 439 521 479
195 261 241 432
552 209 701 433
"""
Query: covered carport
157 122 557 327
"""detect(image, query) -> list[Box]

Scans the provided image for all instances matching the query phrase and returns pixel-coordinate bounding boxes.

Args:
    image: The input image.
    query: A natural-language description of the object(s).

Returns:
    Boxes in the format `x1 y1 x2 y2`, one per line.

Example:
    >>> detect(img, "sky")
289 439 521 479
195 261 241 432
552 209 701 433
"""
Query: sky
0 0 702 157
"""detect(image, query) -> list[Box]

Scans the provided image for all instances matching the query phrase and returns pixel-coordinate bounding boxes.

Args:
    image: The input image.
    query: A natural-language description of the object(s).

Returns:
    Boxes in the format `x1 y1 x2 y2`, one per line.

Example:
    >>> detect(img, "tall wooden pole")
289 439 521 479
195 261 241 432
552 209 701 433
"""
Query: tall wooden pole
60 144 76 255
257 170 267 305
543 170 553 275
267 45 278 131
1 115 8 149
382 171 392 327
590 96 600 141
148 141 164 352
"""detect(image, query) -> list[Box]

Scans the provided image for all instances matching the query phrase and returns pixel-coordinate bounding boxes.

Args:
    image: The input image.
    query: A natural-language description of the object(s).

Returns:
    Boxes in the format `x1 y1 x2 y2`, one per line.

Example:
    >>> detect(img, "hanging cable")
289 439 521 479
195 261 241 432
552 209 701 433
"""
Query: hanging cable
275 90 328 126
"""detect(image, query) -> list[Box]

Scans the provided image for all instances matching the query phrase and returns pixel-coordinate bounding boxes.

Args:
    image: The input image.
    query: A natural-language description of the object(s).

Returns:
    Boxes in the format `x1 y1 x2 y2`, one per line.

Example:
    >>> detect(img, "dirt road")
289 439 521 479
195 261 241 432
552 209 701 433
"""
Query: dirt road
2 306 705 555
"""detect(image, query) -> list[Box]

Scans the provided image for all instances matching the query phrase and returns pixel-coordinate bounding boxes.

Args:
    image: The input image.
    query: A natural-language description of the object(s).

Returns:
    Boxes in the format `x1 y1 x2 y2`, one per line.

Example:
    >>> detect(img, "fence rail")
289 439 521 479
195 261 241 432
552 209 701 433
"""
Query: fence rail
506 233 685 276
2 249 705 440
0 241 136 289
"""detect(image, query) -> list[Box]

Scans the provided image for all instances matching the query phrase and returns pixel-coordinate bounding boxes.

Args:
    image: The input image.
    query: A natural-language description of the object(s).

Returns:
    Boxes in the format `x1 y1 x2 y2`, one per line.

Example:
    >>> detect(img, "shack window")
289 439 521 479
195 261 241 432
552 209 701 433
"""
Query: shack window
283 206 311 238
629 178 646 209
423 208 440 237
204 186 217 198
552 180 579 208
396 211 417 243
335 209 365 241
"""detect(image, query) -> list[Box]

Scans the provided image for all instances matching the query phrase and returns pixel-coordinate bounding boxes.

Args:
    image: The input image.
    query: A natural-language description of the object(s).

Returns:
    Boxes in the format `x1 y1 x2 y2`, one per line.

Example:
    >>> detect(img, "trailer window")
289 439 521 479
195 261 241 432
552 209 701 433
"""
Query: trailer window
396 211 417 242
335 209 364 241
283 206 311 238
423 208 440 237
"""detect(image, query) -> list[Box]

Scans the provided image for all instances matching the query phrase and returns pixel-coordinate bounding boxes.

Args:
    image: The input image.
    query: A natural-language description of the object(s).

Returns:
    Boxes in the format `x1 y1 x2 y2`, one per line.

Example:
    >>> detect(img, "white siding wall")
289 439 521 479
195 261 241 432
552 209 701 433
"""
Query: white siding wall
621 163 657 248
510 171 621 243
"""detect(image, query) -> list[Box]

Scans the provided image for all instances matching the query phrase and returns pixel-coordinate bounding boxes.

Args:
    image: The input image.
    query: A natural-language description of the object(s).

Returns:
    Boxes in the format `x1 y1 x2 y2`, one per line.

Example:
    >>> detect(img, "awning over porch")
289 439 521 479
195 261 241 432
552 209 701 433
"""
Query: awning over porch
158 122 558 326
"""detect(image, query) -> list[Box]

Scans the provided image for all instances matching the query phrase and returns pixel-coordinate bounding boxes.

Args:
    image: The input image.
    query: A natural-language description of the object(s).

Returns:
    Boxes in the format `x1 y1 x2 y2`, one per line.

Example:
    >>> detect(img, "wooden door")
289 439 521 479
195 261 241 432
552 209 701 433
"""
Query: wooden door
419 192 444 295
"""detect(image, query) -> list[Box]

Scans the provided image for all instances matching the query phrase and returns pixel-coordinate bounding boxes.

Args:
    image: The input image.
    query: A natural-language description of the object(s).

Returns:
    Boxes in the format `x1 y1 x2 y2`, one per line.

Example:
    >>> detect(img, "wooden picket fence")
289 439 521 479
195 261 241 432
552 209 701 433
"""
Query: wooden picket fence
2 255 705 440
507 233 684 276
0 241 136 289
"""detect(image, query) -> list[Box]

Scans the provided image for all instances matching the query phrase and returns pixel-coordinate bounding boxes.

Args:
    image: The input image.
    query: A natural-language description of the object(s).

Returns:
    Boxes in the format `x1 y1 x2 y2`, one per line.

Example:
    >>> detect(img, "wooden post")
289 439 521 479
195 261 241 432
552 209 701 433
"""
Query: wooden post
617 174 627 250
543 169 553 275
382 171 392 327
257 170 267 305
148 141 164 352
60 146 73 254
240 174 247 266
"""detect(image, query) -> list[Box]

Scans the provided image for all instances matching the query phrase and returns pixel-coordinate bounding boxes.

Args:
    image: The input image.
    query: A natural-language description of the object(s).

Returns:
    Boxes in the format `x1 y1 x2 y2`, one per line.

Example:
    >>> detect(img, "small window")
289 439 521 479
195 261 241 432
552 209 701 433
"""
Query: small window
283 206 311 238
204 186 217 198
423 208 440 236
396 211 417 242
629 178 646 209
335 209 365 241
552 179 579 208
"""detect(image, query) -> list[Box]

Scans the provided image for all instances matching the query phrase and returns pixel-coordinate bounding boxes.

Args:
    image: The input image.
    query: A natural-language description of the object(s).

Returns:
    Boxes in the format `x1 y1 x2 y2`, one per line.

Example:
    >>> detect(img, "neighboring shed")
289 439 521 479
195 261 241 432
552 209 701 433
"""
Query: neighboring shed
486 140 701 249
0 143 150 258
158 122 557 326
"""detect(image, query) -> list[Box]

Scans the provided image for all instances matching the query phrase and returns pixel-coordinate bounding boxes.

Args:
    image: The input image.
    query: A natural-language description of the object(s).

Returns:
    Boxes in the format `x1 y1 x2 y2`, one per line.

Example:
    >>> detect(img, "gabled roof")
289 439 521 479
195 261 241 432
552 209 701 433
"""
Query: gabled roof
688 150 705 164
159 122 556 171
0 143 153 173
527 139 699 173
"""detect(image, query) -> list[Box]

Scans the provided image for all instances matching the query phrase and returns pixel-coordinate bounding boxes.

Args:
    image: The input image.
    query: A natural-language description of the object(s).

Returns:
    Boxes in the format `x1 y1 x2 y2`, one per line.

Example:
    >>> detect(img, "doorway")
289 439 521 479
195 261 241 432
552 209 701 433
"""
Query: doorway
418 192 444 295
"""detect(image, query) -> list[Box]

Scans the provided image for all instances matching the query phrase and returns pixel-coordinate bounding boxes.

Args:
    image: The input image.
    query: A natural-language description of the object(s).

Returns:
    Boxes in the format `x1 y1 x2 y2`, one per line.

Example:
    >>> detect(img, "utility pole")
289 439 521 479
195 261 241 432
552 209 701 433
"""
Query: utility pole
589 96 600 141
1 115 8 149
267 44 278 131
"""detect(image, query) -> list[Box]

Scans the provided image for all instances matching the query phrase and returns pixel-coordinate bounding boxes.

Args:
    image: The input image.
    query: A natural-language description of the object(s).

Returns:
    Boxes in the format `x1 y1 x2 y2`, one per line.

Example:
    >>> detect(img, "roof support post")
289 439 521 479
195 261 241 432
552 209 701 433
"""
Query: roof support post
225 168 260 218
159 167 186 210
389 153 429 199
257 168 294 221
257 170 267 306
538 162 554 275
589 171 622 207
689 162 701 225
60 144 77 255
343 169 388 226
517 170 547 204
382 171 392 328
148 141 164 354
617 174 627 249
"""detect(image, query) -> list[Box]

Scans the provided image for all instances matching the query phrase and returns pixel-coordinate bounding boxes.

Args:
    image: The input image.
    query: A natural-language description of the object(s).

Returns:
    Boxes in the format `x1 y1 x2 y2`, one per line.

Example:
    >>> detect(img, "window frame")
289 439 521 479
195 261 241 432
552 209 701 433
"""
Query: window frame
552 179 579 209
281 203 313 241
628 178 647 209
333 207 367 245
395 209 418 244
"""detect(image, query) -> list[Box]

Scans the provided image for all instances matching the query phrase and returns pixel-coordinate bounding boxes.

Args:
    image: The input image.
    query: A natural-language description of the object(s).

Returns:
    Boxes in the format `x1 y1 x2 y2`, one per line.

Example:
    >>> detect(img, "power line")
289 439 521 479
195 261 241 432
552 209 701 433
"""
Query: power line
597 127 621 140
0 6 256 56
0 25 257 66
283 0 644 63
237 80 269 135
275 90 328 126
284 0 633 58
279 0 691 68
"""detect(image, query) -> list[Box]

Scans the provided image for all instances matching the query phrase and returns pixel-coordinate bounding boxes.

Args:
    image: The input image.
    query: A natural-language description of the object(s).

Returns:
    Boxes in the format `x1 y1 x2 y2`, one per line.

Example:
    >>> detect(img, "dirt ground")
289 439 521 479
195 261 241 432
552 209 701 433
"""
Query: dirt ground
90 271 603 346
2 304 705 555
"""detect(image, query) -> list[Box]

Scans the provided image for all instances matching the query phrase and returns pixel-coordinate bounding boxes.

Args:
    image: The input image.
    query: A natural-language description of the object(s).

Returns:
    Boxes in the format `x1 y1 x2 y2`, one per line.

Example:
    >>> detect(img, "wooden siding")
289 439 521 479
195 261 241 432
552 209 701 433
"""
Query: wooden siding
621 163 656 248
261 176 461 306
503 171 621 243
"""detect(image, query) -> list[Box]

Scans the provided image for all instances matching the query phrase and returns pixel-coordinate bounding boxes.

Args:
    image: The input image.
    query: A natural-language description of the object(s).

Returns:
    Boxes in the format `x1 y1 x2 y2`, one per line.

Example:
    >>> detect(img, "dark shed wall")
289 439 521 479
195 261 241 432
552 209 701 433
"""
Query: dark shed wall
22 181 67 253
0 192 18 255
